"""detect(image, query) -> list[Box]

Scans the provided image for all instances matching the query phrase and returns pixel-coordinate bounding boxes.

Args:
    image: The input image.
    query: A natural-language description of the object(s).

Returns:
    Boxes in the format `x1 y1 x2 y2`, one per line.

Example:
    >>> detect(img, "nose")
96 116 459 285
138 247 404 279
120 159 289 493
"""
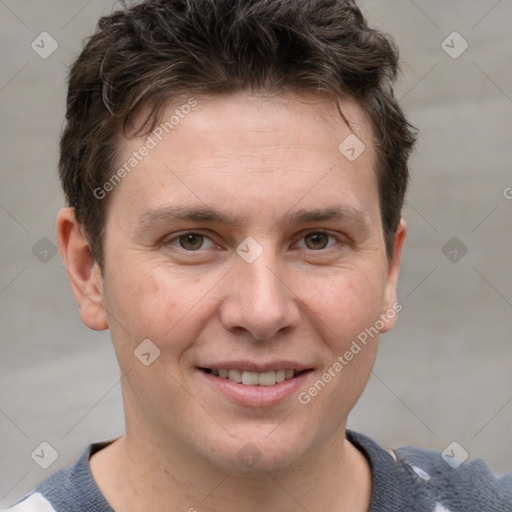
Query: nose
219 254 301 340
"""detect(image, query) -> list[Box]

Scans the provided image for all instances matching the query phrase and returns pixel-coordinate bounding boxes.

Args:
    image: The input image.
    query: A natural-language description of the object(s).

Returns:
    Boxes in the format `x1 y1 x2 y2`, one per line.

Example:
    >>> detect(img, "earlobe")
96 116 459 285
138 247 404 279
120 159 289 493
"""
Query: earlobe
56 207 109 331
380 218 407 334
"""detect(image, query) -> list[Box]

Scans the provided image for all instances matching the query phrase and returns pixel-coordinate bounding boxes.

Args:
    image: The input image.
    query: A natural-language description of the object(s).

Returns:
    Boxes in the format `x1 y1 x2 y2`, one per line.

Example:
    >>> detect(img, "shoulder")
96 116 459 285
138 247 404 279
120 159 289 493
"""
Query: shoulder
1 493 56 512
2 443 113 512
347 430 512 512
393 443 512 510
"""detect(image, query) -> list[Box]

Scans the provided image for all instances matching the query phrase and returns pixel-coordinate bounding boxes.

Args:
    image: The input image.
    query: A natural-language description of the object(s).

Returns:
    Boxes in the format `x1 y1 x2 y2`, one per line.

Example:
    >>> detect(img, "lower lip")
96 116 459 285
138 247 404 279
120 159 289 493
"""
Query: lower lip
198 369 312 407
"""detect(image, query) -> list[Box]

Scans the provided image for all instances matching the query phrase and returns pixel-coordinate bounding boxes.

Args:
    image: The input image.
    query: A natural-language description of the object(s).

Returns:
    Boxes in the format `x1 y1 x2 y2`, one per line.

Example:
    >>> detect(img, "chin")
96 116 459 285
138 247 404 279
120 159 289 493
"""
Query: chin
200 427 314 475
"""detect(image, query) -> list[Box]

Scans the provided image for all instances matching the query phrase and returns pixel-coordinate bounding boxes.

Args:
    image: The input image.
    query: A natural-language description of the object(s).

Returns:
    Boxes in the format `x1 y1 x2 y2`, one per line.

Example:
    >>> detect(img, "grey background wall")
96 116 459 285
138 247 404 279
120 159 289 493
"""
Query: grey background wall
1 0 511 505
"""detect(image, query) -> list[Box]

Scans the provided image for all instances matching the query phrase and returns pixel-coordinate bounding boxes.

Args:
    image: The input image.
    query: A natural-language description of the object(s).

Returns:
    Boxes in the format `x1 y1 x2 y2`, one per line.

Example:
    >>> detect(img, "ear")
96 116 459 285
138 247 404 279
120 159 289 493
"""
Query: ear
379 218 406 334
56 207 108 331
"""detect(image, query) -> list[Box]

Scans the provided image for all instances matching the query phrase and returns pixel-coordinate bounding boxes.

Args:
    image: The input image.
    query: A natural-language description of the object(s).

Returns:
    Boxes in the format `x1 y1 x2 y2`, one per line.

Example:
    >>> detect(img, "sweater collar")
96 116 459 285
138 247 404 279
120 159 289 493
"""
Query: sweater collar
67 431 426 512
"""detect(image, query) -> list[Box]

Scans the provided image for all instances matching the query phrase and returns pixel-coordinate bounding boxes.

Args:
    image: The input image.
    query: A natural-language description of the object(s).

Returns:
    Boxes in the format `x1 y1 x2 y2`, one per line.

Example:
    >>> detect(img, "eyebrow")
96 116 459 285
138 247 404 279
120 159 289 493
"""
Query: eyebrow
135 204 370 232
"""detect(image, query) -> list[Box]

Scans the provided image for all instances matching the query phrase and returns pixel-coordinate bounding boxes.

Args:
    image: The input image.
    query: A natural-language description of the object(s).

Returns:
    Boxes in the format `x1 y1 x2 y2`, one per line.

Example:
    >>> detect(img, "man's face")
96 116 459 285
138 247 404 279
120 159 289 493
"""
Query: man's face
96 91 403 472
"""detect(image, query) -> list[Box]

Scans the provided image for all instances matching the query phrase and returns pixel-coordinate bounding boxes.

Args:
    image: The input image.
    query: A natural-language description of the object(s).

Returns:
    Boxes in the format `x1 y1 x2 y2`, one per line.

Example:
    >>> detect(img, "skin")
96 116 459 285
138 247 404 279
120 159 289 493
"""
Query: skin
57 90 406 512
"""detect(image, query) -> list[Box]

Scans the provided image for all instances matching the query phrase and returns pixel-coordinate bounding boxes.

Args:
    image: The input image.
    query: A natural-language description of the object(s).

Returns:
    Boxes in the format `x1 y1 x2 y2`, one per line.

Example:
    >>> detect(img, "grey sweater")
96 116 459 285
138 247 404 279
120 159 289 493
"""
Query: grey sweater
4 431 512 511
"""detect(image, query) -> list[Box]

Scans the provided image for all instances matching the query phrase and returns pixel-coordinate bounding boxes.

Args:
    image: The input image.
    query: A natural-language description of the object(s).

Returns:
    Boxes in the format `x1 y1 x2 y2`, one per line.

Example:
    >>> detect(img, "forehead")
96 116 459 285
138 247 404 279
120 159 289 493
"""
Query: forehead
110 91 379 226
148 91 374 158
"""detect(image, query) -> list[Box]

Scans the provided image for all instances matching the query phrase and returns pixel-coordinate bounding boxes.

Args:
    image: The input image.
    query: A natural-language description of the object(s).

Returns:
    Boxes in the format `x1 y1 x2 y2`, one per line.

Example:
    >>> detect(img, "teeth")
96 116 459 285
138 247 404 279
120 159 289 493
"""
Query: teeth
228 369 242 383
275 369 285 383
241 371 259 386
258 371 276 386
211 368 298 386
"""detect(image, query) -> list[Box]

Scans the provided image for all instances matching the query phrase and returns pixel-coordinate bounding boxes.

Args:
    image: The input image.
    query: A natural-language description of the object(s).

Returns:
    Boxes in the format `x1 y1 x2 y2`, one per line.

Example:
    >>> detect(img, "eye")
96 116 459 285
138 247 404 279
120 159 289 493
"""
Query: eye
297 231 339 251
165 232 217 251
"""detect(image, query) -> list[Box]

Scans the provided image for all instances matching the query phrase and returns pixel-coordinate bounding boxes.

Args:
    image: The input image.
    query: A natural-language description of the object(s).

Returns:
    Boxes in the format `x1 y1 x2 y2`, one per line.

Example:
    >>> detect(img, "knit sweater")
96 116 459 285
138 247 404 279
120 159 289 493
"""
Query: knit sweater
4 431 511 511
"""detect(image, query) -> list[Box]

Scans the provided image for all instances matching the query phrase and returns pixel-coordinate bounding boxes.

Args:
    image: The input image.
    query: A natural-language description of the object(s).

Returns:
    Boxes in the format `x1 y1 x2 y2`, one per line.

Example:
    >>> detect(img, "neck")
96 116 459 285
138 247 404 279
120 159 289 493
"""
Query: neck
90 425 372 512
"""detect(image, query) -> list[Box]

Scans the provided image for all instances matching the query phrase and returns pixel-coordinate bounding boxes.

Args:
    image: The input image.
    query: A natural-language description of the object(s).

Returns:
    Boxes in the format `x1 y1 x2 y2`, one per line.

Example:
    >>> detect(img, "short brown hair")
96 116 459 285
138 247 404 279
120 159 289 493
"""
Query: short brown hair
59 0 417 267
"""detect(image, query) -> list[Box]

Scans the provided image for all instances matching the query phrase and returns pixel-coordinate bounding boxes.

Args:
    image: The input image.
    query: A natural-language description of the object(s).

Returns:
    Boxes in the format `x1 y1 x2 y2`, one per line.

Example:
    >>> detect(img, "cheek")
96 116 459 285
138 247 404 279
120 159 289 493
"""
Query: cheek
296 275 385 426
103 260 222 361
305 270 386 348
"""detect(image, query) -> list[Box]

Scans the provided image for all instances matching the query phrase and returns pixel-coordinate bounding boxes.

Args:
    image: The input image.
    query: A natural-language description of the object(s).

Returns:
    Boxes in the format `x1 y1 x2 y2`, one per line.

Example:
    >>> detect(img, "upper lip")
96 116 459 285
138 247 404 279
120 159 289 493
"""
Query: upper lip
198 361 313 373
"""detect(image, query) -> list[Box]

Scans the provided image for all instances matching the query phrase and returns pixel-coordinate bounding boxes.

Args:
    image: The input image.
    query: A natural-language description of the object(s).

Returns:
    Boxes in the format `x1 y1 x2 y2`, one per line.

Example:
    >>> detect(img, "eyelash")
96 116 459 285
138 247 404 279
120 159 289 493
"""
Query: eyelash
163 229 343 253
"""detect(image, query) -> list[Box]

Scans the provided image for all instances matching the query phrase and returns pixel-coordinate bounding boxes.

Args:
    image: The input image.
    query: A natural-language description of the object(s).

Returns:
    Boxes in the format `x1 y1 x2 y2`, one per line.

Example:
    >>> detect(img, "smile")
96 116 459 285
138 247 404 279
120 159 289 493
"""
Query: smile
197 361 313 406
202 368 301 386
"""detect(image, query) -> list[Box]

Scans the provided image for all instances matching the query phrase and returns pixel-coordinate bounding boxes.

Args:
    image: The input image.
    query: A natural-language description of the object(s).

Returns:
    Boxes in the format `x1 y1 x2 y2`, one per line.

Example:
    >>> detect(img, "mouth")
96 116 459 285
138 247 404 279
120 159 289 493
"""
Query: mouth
199 367 311 386
196 361 314 406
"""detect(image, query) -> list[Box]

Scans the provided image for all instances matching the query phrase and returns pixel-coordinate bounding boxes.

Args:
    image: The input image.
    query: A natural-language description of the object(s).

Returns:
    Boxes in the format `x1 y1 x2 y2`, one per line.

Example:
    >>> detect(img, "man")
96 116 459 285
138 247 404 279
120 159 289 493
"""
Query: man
5 0 510 510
